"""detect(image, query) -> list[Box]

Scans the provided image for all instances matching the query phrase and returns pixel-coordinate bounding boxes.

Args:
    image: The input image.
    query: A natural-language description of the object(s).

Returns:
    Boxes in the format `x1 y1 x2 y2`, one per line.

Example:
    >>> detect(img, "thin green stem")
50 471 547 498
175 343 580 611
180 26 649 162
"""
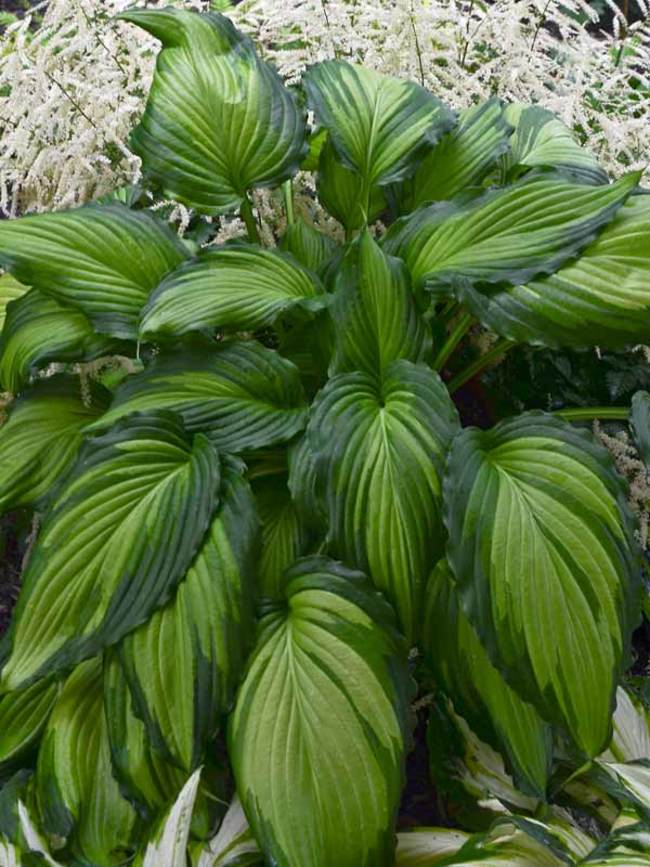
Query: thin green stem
283 179 295 226
432 311 474 371
447 338 516 393
555 406 630 422
240 196 261 245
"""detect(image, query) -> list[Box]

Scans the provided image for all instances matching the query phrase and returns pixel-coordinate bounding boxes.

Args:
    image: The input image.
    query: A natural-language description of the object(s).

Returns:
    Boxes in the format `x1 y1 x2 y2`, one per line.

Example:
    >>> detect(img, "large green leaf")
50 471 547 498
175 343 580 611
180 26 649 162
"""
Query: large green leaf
140 245 325 340
88 342 308 452
0 272 27 332
118 8 306 215
303 61 456 221
0 412 221 692
329 230 430 376
36 657 136 865
0 204 187 339
135 768 202 867
422 560 552 797
0 289 126 394
384 172 640 295
0 678 59 769
308 360 459 642
316 137 387 232
0 376 109 515
444 412 640 757
118 458 257 771
500 103 608 185
399 98 513 212
459 195 650 349
196 796 262 866
229 556 412 867
631 389 650 465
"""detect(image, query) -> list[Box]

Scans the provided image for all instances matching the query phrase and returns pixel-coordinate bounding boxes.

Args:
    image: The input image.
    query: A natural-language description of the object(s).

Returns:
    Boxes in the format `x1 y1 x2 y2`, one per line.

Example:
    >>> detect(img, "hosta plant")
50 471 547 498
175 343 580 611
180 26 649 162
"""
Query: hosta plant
0 6 649 866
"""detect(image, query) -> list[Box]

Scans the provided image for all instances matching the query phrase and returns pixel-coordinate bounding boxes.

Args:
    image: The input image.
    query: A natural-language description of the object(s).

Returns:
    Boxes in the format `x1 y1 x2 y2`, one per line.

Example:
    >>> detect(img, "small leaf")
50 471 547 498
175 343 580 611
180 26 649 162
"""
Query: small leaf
395 828 470 866
119 8 306 215
195 796 262 866
0 412 221 691
631 389 650 466
135 768 202 867
229 556 413 867
601 687 650 763
0 272 27 332
279 219 338 273
0 678 59 769
316 137 387 231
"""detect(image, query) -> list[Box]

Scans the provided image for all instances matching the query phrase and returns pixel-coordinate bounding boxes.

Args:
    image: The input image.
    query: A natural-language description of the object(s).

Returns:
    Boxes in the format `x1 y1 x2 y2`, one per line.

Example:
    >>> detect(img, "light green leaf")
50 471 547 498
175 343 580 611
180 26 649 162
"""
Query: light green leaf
0 412 221 692
118 458 257 771
195 796 262 866
500 103 608 185
118 8 306 215
309 360 459 642
399 98 514 212
136 768 202 867
601 687 650 763
140 245 325 340
444 412 640 757
0 272 27 332
316 137 387 231
0 289 126 394
36 657 136 865
384 172 640 295
279 218 338 273
303 61 455 198
631 389 650 466
459 195 650 349
0 203 187 340
422 560 552 797
88 342 308 452
0 376 109 515
330 230 430 376
395 828 470 866
229 556 412 867
0 678 59 769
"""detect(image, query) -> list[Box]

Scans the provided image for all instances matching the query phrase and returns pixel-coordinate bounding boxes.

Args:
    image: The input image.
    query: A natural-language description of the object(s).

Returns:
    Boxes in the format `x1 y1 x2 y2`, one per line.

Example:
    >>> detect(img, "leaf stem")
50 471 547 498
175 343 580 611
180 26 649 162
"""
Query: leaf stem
240 195 261 244
447 338 516 393
432 311 474 371
283 179 295 226
554 407 630 421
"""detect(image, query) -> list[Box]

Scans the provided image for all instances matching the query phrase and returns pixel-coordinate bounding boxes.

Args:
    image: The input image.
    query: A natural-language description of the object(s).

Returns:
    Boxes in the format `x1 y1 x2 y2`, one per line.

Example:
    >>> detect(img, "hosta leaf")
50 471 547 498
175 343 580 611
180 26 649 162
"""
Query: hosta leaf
119 458 258 771
422 560 552 797
36 657 135 865
253 476 310 600
279 219 337 273
0 272 27 332
196 796 262 866
0 289 126 394
330 230 430 376
444 412 640 756
631 390 650 465
135 768 202 867
598 760 650 819
316 137 387 231
140 245 325 339
501 103 608 185
309 360 459 641
399 98 513 212
0 376 109 515
443 820 571 866
118 9 306 215
459 195 650 349
395 828 470 866
384 172 640 295
88 342 308 452
229 556 412 867
303 60 455 192
16 801 62 867
0 412 220 691
601 687 650 762
0 678 59 769
0 204 187 339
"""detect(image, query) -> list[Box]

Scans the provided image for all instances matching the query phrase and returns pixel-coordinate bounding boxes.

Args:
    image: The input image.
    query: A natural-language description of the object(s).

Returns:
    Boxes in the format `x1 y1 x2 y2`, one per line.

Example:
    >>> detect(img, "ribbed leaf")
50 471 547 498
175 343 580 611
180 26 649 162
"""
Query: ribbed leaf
0 273 27 332
597 760 650 822
444 412 640 756
395 829 470 866
303 60 456 197
0 204 187 339
88 342 308 452
0 412 221 692
140 245 325 340
422 560 552 797
229 556 412 867
0 289 125 394
118 459 257 771
309 360 459 641
196 796 262 867
279 220 337 273
36 657 136 865
384 172 640 295
330 230 430 376
399 98 513 211
459 195 650 348
316 137 387 231
0 679 59 769
135 768 202 867
631 389 650 465
118 9 306 215
501 103 608 185
0 376 109 515
439 820 571 866
601 687 650 763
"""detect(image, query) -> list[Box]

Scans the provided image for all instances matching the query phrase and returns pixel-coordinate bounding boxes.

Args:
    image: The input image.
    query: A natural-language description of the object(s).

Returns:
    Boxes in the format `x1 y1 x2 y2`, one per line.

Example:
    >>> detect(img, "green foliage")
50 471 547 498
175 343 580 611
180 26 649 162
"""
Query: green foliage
0 7 649 866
